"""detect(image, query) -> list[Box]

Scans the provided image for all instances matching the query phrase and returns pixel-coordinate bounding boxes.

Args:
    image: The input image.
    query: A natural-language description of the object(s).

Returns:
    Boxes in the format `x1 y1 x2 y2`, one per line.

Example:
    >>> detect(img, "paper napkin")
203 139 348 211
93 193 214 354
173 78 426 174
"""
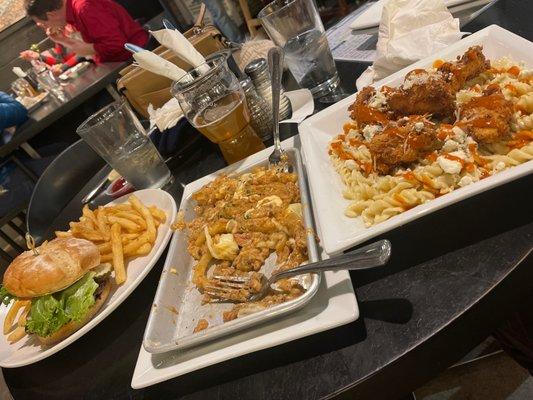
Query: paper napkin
133 51 187 81
150 29 208 72
356 0 463 89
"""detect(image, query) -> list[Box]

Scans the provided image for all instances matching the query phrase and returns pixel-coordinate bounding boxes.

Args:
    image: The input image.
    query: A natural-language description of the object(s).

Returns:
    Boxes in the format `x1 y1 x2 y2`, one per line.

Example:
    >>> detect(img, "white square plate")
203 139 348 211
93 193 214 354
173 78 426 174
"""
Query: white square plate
131 136 358 389
300 25 533 254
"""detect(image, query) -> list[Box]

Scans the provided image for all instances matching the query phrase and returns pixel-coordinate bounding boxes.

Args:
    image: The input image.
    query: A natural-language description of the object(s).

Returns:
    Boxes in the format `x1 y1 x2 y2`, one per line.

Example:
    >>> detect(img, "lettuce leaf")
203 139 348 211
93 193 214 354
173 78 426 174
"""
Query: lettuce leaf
60 272 98 322
25 272 99 337
0 286 16 306
25 294 70 337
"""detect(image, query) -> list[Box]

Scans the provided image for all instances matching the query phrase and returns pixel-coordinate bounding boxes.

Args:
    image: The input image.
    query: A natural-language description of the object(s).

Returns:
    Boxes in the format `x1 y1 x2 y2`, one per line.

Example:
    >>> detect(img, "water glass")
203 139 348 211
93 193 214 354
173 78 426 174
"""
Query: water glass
258 0 340 98
36 70 67 102
11 78 36 98
77 101 172 190
171 50 265 164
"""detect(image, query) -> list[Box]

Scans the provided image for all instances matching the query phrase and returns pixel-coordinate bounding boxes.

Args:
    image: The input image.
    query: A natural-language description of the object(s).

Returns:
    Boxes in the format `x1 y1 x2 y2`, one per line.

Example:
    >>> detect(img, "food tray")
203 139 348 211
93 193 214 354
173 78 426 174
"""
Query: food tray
143 148 321 353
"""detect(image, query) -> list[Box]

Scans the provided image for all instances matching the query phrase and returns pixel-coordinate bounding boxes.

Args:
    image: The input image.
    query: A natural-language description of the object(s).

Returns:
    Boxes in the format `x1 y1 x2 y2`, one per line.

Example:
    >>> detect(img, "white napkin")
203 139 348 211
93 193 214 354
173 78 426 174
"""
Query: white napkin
150 28 208 72
147 97 184 132
12 67 27 78
280 89 315 124
349 0 474 30
356 0 463 89
133 50 187 81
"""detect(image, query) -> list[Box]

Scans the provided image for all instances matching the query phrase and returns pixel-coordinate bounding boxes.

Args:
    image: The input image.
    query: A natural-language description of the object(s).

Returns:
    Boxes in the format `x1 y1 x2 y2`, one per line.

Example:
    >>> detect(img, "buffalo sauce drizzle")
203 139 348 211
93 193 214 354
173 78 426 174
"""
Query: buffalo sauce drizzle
329 136 373 174
507 130 533 149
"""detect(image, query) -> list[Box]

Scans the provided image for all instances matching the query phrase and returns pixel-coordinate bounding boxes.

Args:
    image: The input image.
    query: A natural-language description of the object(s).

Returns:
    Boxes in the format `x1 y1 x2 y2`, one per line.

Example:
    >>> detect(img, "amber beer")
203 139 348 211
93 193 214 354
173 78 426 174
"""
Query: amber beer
193 92 265 164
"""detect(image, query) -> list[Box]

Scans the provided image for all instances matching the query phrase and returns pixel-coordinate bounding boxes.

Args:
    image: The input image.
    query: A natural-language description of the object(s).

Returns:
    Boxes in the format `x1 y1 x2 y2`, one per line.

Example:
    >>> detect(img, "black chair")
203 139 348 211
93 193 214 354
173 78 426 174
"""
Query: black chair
27 139 106 244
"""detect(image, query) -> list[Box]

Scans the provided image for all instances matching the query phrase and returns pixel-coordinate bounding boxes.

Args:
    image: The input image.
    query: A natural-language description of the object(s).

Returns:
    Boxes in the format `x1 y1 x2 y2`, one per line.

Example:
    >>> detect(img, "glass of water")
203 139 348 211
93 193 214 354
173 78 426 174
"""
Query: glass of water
36 70 67 102
77 101 172 190
258 0 340 99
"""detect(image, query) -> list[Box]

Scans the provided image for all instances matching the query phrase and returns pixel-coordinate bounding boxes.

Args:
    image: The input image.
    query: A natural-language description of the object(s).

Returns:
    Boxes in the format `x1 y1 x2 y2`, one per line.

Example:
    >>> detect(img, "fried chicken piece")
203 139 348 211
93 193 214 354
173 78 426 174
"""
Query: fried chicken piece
348 86 392 127
387 47 490 119
367 116 442 174
387 69 455 119
459 84 514 144
438 45 490 93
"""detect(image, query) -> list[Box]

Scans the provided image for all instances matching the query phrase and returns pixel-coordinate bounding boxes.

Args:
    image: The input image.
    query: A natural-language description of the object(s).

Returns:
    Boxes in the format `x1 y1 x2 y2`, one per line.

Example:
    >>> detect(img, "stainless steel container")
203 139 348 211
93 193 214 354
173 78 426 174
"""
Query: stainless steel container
241 77 273 142
245 58 291 120
143 148 320 353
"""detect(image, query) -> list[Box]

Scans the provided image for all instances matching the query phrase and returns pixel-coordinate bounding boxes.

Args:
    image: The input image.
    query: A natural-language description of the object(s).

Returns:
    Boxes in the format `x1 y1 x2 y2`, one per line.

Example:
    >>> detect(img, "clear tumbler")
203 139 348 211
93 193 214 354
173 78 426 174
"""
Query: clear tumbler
258 0 340 98
77 101 171 190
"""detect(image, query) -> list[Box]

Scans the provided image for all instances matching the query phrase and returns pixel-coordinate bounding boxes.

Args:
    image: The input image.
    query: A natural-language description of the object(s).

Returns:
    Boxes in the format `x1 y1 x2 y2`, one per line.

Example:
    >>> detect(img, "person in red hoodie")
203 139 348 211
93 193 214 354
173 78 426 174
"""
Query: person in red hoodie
24 0 148 64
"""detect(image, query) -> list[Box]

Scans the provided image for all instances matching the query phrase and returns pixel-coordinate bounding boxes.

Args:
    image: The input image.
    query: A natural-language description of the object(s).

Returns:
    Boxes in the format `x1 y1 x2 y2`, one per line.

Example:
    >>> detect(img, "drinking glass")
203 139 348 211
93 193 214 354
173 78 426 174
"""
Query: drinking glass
258 0 340 99
11 78 36 98
171 50 265 164
77 101 172 190
36 70 67 102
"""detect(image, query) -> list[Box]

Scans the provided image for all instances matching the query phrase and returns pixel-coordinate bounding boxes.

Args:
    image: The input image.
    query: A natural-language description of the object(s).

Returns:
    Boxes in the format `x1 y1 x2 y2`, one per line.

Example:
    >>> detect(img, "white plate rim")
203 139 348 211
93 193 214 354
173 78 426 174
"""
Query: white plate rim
300 25 533 254
0 188 177 368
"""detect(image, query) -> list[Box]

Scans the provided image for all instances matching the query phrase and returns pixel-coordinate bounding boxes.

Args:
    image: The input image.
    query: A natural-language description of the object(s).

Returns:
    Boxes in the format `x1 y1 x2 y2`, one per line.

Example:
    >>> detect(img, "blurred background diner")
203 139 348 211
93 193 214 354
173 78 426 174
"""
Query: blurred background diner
0 0 532 399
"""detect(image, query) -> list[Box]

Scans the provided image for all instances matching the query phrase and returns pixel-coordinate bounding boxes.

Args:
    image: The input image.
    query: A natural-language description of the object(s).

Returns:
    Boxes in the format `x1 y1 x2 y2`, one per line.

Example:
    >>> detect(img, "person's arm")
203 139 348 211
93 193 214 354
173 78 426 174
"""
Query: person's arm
54 55 86 74
0 92 28 131
47 32 95 58
76 2 137 62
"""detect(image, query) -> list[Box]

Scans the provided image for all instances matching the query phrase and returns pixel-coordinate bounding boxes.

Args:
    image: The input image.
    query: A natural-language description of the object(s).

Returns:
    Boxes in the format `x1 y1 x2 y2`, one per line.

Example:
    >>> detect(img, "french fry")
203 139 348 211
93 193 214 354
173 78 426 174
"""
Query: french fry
135 243 152 256
72 229 105 242
100 253 113 263
18 305 30 327
149 205 166 223
107 216 141 232
3 300 30 335
96 207 111 241
111 223 126 284
113 212 147 229
129 196 156 242
123 232 151 255
7 326 26 343
122 232 141 240
98 242 111 253
108 204 133 212
82 205 98 227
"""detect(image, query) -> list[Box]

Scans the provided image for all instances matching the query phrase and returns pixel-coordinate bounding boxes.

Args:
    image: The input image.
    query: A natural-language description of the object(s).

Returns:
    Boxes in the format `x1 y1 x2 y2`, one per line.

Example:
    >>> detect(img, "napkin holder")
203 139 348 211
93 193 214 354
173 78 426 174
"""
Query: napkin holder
117 4 228 118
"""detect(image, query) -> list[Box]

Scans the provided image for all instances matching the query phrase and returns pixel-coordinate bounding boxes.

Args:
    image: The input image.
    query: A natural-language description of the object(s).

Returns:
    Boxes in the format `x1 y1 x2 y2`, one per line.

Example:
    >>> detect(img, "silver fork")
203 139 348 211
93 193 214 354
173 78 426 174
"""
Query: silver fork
205 239 391 302
267 46 291 172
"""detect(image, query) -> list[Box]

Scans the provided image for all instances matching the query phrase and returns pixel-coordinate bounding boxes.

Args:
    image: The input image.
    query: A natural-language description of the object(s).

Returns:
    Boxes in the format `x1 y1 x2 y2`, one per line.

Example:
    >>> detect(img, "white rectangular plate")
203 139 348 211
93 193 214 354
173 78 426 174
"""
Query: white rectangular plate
0 189 177 368
300 25 533 254
131 136 358 389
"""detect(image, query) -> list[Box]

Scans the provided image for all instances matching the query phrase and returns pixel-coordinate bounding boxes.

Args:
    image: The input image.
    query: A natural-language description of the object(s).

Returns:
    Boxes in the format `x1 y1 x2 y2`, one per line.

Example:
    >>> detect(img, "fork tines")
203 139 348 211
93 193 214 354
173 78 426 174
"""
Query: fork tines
212 275 248 286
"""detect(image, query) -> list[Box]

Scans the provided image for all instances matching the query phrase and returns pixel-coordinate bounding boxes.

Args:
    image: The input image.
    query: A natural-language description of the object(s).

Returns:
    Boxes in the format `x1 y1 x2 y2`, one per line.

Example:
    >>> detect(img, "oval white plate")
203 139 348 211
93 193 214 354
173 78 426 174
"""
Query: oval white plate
0 189 177 368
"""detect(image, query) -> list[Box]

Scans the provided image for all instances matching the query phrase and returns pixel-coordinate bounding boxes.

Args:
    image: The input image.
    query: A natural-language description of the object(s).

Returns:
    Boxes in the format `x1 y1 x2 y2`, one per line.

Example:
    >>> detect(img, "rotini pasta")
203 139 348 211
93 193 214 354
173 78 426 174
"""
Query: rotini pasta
330 51 533 227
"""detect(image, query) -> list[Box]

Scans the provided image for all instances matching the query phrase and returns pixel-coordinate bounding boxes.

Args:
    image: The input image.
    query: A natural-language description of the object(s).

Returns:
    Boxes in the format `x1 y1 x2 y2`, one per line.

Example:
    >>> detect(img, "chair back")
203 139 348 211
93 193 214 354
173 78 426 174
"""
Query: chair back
27 140 105 244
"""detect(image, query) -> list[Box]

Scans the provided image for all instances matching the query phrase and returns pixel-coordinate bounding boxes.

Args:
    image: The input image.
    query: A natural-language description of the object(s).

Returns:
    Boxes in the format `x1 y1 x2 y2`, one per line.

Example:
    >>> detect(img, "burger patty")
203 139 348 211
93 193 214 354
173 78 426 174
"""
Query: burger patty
93 273 111 299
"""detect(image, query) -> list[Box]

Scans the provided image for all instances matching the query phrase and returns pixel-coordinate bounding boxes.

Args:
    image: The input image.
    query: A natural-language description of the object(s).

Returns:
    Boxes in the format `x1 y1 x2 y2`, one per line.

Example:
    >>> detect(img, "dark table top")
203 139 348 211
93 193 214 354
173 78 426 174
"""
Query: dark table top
0 61 126 159
4 1 533 399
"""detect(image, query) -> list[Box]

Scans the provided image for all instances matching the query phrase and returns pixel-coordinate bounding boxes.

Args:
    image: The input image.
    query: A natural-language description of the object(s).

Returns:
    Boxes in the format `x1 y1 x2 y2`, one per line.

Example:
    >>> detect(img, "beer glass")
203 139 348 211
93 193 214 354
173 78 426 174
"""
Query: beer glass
171 51 265 164
77 101 172 189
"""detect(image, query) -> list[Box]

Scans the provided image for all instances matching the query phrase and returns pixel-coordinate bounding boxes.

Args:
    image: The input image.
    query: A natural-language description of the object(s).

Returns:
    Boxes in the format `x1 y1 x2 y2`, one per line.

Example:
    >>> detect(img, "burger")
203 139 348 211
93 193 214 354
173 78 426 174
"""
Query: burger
0 237 112 345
